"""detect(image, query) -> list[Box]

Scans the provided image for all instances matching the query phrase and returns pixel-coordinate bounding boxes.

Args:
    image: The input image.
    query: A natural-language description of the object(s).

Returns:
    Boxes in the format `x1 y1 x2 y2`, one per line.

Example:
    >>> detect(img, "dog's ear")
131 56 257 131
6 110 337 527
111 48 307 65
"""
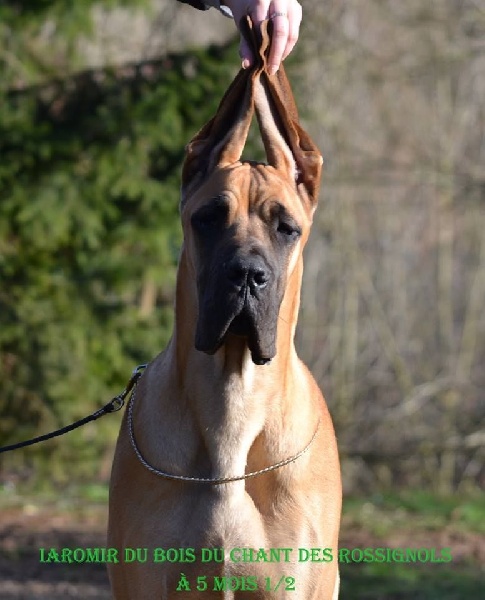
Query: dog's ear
181 18 322 209
181 19 261 204
254 20 323 209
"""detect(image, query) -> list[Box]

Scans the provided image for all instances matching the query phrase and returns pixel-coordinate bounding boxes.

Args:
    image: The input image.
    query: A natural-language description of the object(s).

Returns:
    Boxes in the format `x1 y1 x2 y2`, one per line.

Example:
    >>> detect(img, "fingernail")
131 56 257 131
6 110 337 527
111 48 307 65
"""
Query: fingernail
242 58 251 69
269 64 278 75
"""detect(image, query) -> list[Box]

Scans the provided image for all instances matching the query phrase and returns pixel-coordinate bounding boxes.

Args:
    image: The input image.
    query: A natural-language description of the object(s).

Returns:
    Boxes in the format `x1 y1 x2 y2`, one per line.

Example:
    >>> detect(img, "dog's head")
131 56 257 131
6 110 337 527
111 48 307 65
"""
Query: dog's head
180 19 322 365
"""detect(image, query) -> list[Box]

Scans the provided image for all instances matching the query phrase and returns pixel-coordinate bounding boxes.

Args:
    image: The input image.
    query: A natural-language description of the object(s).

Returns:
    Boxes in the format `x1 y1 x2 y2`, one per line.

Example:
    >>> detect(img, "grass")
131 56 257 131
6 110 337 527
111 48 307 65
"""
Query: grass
340 492 485 599
0 481 109 505
0 481 109 525
343 490 485 535
341 561 483 599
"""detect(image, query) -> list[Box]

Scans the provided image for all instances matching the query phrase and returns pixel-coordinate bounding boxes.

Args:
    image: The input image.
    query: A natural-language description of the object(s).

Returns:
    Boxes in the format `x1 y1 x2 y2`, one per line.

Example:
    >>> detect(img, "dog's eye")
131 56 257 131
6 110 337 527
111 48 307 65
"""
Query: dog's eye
277 221 301 240
191 208 225 233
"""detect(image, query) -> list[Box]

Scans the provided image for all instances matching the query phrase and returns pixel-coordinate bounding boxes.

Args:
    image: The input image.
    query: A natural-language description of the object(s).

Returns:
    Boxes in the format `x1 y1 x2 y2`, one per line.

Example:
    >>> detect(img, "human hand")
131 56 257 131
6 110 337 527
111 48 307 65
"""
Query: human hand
222 0 302 74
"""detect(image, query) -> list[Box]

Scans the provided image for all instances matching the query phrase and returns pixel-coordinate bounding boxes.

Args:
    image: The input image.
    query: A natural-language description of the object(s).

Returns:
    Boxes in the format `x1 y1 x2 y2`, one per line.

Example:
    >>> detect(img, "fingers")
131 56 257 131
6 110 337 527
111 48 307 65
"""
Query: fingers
239 1 268 69
281 1 302 62
224 0 302 73
224 1 261 68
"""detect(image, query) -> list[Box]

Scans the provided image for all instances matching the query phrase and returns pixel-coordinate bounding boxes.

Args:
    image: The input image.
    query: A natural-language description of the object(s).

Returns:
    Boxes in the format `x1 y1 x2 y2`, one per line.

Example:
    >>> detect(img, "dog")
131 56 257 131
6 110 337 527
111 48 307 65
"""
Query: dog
108 18 341 599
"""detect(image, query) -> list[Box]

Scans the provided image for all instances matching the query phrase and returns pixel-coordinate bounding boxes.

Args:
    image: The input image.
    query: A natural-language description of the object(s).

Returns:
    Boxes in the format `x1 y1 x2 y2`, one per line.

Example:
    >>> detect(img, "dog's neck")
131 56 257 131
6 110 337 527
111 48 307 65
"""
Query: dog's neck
163 248 305 482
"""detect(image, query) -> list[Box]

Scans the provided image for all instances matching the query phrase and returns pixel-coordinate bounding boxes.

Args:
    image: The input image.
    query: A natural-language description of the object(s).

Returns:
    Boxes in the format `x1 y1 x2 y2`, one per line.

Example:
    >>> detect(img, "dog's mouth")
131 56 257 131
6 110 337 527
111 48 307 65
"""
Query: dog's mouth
227 309 252 336
227 307 273 365
195 295 276 366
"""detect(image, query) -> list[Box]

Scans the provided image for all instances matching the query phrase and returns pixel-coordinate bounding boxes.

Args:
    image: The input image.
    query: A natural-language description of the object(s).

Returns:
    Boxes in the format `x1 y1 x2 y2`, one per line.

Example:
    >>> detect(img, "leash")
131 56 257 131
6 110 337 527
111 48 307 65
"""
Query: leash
0 364 147 454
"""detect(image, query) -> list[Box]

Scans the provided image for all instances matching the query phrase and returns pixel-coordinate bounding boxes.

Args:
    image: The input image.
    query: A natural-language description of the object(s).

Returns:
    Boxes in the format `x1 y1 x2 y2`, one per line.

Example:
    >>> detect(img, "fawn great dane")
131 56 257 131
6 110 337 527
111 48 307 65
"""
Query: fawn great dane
108 18 341 599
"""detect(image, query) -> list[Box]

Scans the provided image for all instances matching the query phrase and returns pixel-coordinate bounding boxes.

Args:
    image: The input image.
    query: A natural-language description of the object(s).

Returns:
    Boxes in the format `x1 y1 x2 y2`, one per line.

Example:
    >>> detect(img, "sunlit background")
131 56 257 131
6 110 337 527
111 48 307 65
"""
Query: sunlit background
1 1 484 598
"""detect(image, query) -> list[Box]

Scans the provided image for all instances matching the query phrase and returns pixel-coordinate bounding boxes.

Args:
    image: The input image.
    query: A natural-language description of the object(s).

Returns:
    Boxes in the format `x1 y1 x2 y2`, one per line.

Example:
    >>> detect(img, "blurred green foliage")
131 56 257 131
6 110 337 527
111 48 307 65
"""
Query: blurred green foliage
0 1 239 486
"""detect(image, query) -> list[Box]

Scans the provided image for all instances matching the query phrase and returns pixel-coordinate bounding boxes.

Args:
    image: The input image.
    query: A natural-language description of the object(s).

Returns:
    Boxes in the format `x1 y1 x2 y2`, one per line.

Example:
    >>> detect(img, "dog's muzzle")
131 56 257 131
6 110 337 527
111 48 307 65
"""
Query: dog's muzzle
195 250 282 365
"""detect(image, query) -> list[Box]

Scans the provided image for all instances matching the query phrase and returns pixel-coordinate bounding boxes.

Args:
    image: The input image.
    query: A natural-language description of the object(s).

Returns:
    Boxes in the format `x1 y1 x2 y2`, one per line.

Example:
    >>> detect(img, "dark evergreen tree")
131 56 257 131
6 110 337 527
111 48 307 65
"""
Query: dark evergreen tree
0 1 238 486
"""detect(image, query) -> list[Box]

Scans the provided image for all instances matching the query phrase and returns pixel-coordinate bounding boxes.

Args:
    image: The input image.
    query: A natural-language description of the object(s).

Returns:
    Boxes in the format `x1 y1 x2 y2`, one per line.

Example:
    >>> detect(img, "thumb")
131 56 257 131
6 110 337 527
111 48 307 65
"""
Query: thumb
239 36 254 69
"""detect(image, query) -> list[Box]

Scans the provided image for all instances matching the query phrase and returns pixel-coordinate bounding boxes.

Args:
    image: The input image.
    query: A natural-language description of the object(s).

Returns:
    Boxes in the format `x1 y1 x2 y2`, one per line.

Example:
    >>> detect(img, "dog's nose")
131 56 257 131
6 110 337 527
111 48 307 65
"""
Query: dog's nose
225 256 270 293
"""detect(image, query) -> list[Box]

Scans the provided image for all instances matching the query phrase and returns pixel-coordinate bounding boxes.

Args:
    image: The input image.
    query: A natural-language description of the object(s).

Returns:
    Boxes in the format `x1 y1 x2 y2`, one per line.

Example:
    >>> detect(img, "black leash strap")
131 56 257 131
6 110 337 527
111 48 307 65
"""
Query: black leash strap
0 364 147 454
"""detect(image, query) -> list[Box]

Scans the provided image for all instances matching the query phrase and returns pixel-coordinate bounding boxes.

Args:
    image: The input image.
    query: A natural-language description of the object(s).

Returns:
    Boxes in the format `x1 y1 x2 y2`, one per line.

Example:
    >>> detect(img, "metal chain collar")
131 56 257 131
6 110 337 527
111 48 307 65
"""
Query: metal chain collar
127 379 320 485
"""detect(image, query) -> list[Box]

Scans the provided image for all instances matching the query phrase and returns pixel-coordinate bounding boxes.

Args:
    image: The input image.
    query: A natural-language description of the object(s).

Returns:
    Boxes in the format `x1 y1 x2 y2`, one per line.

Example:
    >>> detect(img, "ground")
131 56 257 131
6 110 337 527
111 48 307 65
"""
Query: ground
0 503 111 600
1 491 484 599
